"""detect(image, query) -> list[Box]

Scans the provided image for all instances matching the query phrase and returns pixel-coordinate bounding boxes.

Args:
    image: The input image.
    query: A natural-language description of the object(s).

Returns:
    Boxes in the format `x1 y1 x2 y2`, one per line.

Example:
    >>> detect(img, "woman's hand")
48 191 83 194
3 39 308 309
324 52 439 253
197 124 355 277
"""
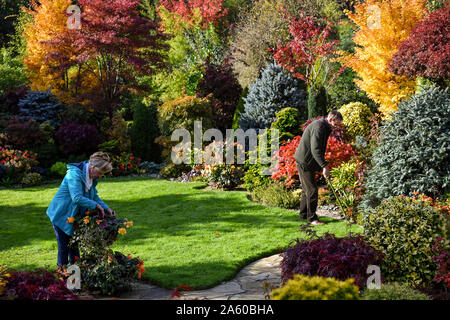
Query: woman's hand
106 208 116 216
96 203 105 218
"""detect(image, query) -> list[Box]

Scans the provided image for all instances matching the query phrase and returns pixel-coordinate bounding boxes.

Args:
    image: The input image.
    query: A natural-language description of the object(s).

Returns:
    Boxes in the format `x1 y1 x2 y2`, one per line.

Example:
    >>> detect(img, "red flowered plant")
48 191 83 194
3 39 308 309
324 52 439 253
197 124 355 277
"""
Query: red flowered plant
1 269 78 300
112 152 141 176
0 147 37 168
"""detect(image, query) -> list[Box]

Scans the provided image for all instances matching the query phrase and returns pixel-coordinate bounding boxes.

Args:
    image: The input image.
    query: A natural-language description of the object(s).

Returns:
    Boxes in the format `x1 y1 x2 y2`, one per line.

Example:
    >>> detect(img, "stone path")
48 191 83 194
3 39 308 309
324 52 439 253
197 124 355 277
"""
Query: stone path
100 254 283 300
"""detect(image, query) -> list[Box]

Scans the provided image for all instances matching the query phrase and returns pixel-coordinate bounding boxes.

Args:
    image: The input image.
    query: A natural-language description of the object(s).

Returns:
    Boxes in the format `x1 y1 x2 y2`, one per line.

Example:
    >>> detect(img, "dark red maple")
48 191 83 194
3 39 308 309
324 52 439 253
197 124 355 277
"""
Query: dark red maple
158 0 229 28
45 0 169 117
389 6 450 84
272 11 344 90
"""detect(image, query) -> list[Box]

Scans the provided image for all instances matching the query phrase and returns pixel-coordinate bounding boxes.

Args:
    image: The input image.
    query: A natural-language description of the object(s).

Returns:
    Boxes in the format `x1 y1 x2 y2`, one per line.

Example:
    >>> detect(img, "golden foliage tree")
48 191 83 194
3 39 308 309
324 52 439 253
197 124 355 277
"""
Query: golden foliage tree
22 0 79 102
339 0 427 117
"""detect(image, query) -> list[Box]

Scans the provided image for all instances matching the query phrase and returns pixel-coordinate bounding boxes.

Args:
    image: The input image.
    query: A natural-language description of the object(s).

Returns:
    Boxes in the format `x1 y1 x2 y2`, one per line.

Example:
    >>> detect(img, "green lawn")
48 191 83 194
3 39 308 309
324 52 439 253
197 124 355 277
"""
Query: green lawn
0 176 361 289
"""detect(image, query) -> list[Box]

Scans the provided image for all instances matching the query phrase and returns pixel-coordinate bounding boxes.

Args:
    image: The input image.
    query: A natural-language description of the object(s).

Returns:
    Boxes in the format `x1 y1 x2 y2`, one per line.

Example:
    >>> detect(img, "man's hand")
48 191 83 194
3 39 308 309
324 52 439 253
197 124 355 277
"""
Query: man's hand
96 203 105 218
322 166 330 179
106 208 116 216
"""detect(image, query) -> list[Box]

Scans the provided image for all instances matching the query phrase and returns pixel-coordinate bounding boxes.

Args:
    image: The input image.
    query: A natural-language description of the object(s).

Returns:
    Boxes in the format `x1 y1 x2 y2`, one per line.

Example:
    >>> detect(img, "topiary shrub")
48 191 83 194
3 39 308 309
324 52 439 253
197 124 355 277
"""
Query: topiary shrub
271 107 302 142
363 196 447 286
362 282 431 300
281 233 384 289
361 85 450 209
54 122 99 156
339 102 373 141
271 275 360 300
157 94 214 137
239 62 306 131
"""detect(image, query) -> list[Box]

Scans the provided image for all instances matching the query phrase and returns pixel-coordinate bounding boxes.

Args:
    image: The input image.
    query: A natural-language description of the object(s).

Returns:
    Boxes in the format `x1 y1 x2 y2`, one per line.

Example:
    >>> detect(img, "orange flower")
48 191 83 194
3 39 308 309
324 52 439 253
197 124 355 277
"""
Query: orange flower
66 217 75 223
118 228 127 235
126 221 133 228
96 219 102 225
83 217 90 225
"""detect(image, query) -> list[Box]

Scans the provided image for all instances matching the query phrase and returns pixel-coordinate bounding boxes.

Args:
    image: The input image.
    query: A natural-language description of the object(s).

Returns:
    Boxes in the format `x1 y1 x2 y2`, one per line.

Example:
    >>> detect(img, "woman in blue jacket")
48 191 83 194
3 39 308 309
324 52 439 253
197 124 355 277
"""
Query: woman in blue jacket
47 152 114 269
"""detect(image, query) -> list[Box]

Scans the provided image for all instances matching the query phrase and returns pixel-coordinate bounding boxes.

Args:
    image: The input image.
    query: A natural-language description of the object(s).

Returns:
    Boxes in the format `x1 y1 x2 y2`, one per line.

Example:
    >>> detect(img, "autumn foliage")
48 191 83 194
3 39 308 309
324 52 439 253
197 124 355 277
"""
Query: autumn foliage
158 0 228 29
273 11 344 90
389 6 450 83
339 0 427 117
22 0 75 102
271 135 355 188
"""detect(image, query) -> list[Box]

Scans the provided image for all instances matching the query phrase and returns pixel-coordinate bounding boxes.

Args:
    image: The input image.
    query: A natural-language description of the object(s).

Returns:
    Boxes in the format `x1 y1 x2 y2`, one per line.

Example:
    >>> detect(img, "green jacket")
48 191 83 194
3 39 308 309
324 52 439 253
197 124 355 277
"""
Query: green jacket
294 118 331 172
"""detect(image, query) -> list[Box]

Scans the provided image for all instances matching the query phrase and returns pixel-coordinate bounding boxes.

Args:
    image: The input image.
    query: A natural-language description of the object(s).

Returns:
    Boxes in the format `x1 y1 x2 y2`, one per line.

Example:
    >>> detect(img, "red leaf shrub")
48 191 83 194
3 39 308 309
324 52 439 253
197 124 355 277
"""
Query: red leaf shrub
389 6 450 82
6 117 44 149
2 269 78 300
195 59 242 134
281 233 385 289
324 137 356 171
271 132 355 188
159 0 229 28
271 136 301 188
54 121 99 156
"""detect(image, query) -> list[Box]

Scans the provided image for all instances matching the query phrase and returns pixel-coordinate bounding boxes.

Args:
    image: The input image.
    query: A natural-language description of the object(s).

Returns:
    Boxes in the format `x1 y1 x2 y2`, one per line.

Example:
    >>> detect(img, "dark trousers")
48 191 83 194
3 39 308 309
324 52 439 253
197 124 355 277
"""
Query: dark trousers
296 162 319 222
53 224 80 267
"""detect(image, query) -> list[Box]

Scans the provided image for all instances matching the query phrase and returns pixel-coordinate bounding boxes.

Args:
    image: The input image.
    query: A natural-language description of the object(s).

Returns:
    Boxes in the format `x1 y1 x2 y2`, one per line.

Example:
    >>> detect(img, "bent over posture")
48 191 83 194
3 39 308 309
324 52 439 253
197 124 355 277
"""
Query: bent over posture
294 111 343 225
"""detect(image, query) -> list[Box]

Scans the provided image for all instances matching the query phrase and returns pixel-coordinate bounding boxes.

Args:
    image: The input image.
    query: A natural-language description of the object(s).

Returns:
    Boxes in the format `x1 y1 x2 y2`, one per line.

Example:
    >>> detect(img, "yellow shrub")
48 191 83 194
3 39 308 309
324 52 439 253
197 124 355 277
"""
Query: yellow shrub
271 275 360 300
339 102 373 141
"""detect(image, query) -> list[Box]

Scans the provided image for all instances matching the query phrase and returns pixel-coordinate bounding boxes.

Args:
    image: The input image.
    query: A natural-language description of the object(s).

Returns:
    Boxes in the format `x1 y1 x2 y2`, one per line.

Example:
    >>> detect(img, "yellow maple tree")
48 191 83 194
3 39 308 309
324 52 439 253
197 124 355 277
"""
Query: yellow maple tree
339 0 427 117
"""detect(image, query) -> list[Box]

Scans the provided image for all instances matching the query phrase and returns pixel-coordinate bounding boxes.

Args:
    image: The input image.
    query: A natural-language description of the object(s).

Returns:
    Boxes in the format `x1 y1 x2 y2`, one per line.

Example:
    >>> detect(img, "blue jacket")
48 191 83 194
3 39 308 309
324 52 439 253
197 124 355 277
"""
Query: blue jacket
46 161 109 236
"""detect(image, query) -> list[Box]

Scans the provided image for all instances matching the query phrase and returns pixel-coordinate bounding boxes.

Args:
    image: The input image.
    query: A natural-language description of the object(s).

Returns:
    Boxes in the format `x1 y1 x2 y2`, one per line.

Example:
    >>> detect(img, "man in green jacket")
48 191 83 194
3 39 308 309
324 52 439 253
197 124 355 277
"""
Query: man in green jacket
294 110 343 225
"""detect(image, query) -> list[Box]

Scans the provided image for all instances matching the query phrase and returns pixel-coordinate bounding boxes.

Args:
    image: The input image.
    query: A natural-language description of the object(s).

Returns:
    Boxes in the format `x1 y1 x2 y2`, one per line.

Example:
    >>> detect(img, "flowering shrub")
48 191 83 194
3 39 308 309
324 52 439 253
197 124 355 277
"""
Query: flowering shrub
55 122 99 156
111 153 141 176
0 269 78 300
0 147 38 185
201 141 245 189
281 232 384 289
69 209 144 296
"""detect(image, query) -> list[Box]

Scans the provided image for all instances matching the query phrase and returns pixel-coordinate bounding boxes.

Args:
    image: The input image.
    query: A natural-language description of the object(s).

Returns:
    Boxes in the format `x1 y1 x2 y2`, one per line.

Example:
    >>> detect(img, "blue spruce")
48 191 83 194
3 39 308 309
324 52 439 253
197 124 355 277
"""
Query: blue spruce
239 62 306 131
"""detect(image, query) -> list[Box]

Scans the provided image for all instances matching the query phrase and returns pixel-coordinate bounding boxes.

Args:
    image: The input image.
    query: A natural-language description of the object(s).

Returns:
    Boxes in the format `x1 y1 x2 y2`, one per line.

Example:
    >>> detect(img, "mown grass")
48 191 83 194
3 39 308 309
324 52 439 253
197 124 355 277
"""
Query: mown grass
0 176 361 289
